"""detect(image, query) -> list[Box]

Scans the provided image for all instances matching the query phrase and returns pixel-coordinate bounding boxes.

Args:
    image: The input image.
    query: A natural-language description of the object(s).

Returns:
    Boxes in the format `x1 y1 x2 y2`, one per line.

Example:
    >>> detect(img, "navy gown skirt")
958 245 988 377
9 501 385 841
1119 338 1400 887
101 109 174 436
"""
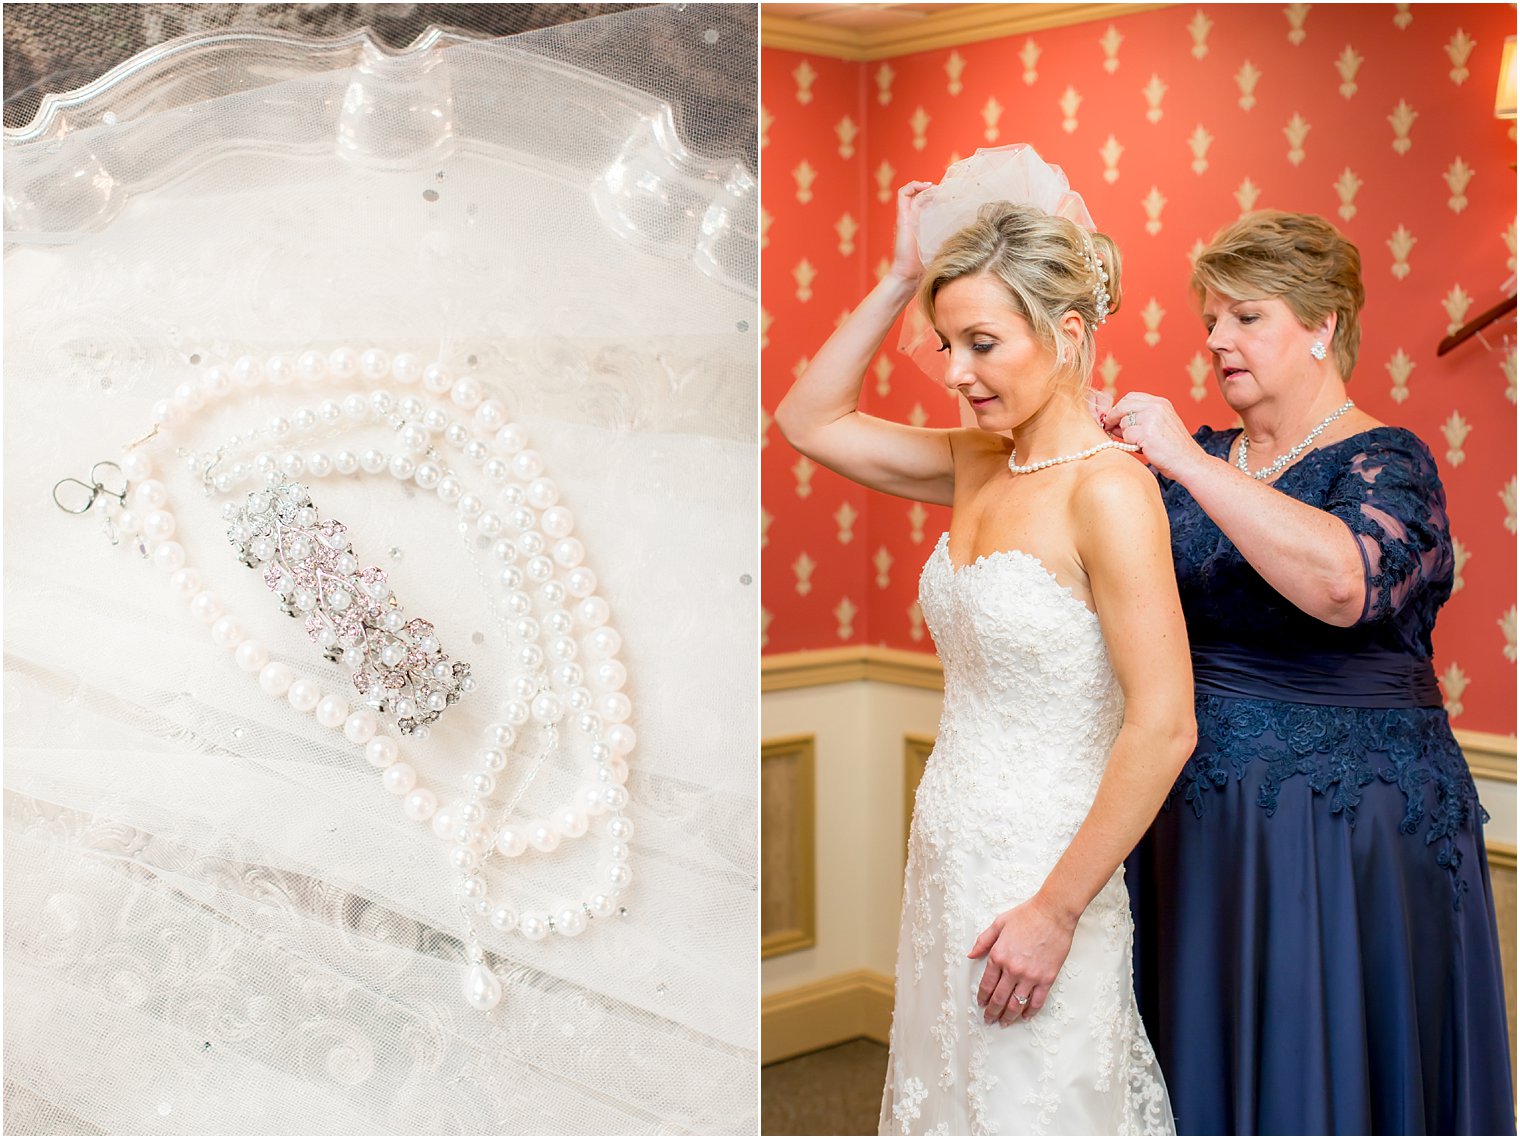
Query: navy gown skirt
1131 427 1515 1135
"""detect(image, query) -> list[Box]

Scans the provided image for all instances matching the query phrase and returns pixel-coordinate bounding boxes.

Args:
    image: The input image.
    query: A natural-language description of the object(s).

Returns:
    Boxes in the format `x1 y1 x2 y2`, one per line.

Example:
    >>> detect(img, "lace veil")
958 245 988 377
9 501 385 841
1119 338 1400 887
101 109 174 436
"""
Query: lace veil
4 7 757 1133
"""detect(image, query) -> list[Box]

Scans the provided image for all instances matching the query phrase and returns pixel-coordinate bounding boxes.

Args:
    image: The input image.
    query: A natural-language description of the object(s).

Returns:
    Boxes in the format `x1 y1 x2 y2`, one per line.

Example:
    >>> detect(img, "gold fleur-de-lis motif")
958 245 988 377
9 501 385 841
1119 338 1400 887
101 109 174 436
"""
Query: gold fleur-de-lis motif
792 551 816 595
1187 352 1212 401
1188 10 1213 60
760 207 772 251
1060 86 1083 134
1335 45 1362 98
1451 538 1468 592
874 355 893 397
1444 157 1473 213
1143 74 1167 123
1284 113 1311 165
910 106 930 151
1188 124 1213 174
1188 238 1206 265
1442 284 1472 334
1333 167 1362 220
946 50 966 95
947 151 963 167
1284 4 1310 46
1441 411 1471 466
760 406 772 450
1141 298 1165 347
835 501 858 544
793 59 818 104
877 62 895 106
1502 346 1516 404
1236 177 1261 214
1438 661 1468 719
761 508 772 549
760 607 771 648
1021 38 1041 85
792 357 811 381
836 115 859 160
1446 29 1475 84
1099 353 1121 399
792 456 816 500
1100 134 1123 183
1502 220 1516 271
1143 186 1167 235
908 403 929 429
794 159 817 204
873 546 894 589
1236 60 1261 110
793 259 816 303
983 96 1004 142
1393 3 1412 29
908 601 926 643
874 257 891 282
1502 476 1517 534
1387 225 1416 279
761 307 771 350
836 213 857 257
907 502 927 544
1386 348 1415 403
1388 99 1416 154
875 160 896 204
1501 606 1517 662
1101 25 1124 74
760 103 773 149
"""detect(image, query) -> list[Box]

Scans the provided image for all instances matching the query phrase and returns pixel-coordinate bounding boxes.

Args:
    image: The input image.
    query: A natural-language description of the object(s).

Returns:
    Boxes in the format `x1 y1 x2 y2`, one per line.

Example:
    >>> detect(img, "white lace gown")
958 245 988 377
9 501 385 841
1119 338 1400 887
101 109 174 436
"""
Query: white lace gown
880 534 1174 1137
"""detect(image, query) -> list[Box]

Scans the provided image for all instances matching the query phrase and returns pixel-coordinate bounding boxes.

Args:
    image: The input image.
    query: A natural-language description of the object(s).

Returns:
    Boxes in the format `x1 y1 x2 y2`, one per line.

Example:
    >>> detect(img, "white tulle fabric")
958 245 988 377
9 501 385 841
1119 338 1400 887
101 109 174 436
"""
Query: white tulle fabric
4 10 755 1135
899 144 1096 387
880 535 1172 1137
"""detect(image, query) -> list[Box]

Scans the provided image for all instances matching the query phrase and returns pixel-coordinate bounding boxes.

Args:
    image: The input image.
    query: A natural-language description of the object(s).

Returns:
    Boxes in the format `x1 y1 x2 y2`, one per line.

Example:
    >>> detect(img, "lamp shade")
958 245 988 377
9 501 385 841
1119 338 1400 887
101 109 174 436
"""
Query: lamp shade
1497 35 1517 118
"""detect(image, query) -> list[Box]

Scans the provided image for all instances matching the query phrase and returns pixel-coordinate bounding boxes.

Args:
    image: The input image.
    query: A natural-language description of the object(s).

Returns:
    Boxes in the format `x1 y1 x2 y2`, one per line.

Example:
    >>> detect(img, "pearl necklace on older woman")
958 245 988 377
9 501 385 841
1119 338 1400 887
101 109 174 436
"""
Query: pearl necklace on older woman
76 346 636 1013
1236 399 1355 481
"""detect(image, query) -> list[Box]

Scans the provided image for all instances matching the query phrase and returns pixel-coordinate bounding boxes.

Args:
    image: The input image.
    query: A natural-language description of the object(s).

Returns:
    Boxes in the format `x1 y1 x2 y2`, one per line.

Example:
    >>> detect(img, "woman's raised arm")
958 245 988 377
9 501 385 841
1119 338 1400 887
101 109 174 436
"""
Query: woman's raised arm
774 182 959 507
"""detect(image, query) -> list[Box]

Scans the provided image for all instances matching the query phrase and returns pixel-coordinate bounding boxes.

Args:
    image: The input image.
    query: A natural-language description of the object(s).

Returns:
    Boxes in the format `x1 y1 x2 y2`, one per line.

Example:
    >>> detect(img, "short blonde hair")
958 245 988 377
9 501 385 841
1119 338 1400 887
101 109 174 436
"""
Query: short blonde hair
919 202 1122 386
1191 210 1365 377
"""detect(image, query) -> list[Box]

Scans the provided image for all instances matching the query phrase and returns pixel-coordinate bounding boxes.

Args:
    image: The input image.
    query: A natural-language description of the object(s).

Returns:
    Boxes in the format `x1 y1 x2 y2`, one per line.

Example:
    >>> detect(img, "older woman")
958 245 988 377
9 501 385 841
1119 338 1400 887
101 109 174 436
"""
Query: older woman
1107 210 1514 1135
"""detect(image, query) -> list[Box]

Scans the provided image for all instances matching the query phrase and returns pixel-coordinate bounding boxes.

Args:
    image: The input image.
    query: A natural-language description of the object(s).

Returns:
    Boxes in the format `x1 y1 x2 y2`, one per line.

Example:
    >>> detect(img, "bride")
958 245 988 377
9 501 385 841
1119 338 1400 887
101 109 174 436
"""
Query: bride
776 179 1194 1136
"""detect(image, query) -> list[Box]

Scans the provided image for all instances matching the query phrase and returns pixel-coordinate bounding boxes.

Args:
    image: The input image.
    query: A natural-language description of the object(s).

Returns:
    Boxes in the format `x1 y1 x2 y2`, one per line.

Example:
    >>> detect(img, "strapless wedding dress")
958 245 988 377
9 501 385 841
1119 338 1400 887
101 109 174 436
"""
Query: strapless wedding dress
879 533 1173 1136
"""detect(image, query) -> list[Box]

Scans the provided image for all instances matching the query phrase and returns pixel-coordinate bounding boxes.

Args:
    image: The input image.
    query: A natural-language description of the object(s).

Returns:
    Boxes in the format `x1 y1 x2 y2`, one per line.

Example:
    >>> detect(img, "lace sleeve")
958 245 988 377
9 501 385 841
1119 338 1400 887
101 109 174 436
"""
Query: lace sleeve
1323 432 1453 625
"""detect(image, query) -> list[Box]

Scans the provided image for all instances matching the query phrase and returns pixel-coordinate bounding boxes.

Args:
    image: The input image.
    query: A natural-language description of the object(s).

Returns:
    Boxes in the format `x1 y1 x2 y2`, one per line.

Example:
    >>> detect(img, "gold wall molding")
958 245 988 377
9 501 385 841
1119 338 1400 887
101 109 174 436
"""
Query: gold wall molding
762 968 895 1064
762 735 818 959
761 4 1170 62
763 648 1516 782
1490 841 1517 872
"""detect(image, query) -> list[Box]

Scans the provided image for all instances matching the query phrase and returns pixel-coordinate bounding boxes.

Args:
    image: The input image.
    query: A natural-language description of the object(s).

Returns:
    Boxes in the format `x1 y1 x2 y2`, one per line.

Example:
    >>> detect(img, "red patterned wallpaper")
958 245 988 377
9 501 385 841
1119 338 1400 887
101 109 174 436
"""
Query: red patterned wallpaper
762 4 1517 735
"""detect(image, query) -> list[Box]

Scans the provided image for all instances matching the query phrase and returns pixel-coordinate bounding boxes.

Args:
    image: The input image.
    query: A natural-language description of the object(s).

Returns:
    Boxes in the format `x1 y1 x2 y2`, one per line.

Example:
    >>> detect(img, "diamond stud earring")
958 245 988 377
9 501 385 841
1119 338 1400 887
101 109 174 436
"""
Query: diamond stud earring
1309 339 1328 361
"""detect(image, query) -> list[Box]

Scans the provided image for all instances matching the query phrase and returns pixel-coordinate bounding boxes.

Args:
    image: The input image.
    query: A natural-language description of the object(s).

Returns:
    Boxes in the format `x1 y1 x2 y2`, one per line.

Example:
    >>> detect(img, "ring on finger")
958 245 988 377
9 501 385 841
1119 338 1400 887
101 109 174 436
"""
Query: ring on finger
1123 412 1137 428
1013 992 1030 1006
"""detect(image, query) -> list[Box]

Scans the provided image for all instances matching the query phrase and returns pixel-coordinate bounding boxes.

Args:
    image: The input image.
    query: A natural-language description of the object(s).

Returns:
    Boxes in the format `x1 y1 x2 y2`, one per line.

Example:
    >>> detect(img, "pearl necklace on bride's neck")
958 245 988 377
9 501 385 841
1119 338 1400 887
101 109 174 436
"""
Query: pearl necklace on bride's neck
1007 439 1138 474
64 345 636 1013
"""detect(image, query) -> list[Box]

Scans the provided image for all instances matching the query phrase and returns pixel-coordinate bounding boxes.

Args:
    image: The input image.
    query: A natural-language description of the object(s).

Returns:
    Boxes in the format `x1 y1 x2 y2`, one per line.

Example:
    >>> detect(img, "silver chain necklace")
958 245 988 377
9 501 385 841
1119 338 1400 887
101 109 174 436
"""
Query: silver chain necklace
1236 400 1354 481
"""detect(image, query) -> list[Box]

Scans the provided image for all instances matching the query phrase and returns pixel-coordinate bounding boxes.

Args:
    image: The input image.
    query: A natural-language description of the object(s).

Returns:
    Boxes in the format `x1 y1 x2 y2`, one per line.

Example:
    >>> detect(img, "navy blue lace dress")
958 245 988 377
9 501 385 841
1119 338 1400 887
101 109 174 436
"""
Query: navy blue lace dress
1128 426 1515 1135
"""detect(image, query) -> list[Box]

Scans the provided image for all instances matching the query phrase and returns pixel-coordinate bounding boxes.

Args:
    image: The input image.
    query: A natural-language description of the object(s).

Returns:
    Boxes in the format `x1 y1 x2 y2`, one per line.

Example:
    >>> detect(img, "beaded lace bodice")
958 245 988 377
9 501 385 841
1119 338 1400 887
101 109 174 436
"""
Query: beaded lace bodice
879 534 1170 1137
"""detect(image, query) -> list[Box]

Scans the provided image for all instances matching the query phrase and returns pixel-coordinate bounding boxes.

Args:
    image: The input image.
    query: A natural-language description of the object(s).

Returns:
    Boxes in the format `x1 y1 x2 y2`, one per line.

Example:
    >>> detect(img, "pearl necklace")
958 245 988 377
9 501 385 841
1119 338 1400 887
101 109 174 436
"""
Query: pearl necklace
85 346 636 1013
1235 399 1354 481
1007 439 1139 474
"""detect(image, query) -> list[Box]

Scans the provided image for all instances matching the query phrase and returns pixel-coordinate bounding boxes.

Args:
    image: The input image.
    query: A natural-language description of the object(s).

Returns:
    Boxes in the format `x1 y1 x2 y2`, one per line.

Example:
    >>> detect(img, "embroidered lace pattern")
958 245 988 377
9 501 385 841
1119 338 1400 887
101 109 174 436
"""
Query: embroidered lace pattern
1160 427 1485 901
877 535 1174 1136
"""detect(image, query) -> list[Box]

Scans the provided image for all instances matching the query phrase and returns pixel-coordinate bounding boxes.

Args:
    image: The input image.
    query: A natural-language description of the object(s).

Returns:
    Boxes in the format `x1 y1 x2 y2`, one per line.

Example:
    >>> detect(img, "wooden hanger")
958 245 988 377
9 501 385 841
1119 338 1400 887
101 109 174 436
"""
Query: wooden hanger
1437 292 1517 356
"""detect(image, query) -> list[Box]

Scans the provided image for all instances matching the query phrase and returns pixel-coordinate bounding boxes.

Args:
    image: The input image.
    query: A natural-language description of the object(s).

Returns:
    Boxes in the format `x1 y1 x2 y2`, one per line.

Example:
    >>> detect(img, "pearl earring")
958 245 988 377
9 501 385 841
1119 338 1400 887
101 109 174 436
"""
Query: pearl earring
1309 339 1328 361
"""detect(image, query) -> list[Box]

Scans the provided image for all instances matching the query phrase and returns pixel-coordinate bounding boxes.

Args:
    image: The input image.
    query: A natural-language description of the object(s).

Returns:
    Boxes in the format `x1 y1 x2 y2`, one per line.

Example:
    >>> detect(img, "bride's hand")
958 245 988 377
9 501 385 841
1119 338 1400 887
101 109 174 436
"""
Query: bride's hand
888 181 937 283
967 895 1078 1024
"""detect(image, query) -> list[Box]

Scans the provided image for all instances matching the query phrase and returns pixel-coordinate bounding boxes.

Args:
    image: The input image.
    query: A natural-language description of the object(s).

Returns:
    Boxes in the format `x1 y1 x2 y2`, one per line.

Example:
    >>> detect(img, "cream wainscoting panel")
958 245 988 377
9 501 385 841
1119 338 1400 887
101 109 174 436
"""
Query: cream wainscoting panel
761 969 895 1065
762 735 817 959
903 733 933 857
1490 842 1517 1083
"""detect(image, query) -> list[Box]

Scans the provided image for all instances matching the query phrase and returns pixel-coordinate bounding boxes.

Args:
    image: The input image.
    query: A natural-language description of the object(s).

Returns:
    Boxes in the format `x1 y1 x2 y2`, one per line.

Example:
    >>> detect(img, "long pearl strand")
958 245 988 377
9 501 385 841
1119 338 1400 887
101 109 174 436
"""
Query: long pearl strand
108 346 636 1011
1007 439 1139 475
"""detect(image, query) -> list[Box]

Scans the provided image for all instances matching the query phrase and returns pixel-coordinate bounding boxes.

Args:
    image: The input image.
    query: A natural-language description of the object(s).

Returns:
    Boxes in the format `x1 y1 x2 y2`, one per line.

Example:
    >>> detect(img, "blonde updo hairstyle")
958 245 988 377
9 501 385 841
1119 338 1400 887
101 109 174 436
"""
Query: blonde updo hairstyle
919 201 1123 391
1190 210 1365 378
